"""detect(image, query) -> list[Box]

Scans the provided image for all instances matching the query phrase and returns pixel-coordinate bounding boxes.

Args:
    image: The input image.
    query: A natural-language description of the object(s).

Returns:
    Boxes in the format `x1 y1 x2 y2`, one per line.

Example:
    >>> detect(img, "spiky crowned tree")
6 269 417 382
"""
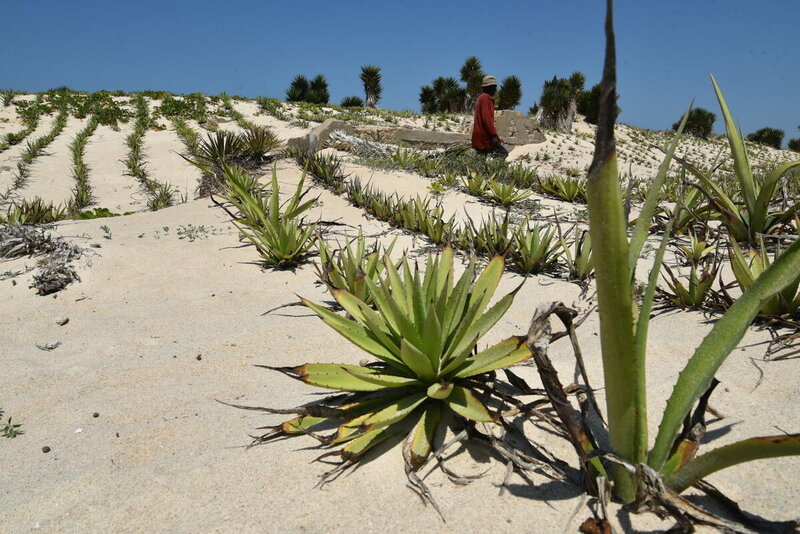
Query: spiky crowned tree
359 65 382 109
419 86 437 114
418 77 466 114
536 71 585 131
308 75 330 105
495 75 523 110
459 56 485 110
672 108 715 139
578 83 621 124
285 75 309 103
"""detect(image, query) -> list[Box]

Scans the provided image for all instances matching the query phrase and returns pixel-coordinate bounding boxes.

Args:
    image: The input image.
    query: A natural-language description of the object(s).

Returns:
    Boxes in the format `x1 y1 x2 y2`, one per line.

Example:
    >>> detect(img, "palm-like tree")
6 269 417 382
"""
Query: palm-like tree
459 56 484 110
308 74 330 105
419 86 437 114
496 75 522 110
359 65 382 108
286 75 309 102
537 71 585 132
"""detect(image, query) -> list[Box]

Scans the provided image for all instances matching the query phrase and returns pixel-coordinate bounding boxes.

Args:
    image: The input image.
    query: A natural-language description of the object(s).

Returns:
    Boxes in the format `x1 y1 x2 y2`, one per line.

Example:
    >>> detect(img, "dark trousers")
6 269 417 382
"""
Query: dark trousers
475 145 509 159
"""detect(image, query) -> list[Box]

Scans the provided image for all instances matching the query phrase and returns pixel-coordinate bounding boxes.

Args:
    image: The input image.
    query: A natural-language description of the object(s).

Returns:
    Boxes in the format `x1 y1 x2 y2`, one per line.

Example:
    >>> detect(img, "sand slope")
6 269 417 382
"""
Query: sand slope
1 97 799 533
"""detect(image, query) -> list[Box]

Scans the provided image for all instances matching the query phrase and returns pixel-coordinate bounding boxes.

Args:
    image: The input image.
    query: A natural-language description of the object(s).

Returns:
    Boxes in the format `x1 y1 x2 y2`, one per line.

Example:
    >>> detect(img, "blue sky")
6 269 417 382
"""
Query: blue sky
2 0 798 146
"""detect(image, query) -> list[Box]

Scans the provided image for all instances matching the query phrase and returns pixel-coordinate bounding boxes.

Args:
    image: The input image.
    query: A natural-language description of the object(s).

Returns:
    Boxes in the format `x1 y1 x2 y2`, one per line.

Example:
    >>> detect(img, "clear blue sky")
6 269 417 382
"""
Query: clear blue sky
2 0 798 146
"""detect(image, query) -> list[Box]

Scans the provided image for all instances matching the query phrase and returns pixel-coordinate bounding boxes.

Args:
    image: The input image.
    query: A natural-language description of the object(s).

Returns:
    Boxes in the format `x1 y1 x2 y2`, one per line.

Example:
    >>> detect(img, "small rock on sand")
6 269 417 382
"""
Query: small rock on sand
36 341 61 351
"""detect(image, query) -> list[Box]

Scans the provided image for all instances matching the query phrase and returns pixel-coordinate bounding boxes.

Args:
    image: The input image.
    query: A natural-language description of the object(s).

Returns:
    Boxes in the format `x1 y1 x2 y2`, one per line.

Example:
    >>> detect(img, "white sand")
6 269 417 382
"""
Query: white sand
1 99 798 533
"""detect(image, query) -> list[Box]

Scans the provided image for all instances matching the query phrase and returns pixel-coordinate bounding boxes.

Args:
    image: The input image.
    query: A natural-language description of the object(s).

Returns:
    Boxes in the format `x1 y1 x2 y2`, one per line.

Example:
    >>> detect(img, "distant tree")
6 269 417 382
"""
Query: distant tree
359 65 382 108
419 85 437 114
788 138 800 152
672 108 715 139
577 83 620 124
495 75 522 110
340 96 364 108
441 77 467 113
286 75 309 102
418 77 466 114
459 56 485 110
747 127 784 149
536 72 585 131
307 75 330 105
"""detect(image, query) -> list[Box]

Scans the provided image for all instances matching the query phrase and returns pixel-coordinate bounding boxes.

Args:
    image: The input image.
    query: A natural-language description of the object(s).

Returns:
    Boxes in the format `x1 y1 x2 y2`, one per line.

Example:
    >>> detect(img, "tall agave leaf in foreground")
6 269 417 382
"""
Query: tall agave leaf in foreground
576 0 800 511
256 248 530 470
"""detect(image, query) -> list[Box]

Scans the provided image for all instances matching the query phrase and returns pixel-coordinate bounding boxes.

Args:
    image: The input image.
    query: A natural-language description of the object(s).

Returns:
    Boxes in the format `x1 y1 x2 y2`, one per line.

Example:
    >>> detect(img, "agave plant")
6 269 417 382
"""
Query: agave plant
193 131 245 174
0 198 67 225
565 2 800 516
674 76 800 244
661 261 719 309
486 179 531 207
461 212 513 256
558 225 594 282
728 240 800 316
316 232 395 306
511 222 561 274
249 248 530 472
675 231 717 266
300 152 347 194
461 171 489 197
241 125 280 161
220 165 318 268
538 174 587 203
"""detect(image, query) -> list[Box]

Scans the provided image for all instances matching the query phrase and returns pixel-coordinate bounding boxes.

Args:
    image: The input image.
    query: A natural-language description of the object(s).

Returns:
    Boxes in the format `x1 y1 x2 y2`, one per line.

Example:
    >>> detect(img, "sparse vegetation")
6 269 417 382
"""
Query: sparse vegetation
68 115 100 211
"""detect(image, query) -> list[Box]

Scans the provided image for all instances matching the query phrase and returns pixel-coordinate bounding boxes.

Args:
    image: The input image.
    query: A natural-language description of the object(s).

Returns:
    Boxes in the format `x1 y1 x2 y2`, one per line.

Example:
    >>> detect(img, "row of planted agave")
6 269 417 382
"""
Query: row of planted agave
211 5 800 528
0 89 288 223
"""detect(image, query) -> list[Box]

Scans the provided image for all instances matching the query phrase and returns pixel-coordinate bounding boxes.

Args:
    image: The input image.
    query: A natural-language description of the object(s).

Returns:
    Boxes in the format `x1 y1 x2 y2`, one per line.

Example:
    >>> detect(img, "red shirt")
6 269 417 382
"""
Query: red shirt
471 92 498 150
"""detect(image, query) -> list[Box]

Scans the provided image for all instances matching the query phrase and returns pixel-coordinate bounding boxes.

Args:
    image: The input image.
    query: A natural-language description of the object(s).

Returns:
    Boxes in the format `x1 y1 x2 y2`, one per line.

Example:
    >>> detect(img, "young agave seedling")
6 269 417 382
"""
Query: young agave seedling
558 225 594 282
675 231 717 266
315 231 396 306
219 165 318 268
486 178 532 207
462 212 513 256
511 221 561 274
461 171 489 197
728 240 800 316
539 174 587 203
661 261 719 309
572 0 800 512
250 248 530 474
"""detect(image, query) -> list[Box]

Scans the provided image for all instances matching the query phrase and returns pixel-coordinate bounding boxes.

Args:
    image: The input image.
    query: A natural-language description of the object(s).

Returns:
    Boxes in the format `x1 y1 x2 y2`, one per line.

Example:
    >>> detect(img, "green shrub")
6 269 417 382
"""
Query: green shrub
340 96 364 108
789 138 800 152
746 127 784 149
672 107 715 139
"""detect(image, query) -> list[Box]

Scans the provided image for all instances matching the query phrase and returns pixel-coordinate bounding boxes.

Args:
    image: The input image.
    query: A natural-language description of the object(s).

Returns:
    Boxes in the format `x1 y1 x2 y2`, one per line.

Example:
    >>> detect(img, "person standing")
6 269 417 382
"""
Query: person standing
471 75 508 158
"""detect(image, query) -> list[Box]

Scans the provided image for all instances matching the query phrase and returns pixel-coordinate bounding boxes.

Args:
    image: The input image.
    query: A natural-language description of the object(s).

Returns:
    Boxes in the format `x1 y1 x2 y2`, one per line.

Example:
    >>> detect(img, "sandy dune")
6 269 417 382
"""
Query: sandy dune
1 96 798 533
